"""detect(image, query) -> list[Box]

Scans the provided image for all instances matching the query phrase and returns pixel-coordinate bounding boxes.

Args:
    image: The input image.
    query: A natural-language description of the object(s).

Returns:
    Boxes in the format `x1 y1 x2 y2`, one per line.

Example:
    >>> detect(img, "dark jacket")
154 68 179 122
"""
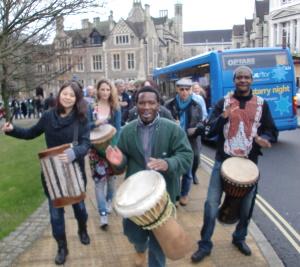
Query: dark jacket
207 90 278 163
5 109 91 196
44 96 56 110
165 97 203 155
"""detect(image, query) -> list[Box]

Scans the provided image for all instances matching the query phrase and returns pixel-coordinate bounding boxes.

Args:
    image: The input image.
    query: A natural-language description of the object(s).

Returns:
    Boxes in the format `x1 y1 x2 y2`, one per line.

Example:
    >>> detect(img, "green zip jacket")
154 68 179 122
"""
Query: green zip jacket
113 118 193 203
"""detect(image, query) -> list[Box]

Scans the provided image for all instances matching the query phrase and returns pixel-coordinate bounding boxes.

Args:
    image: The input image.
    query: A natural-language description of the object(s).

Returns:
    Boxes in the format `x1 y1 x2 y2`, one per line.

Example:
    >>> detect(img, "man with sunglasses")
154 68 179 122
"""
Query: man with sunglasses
191 65 278 262
165 78 203 206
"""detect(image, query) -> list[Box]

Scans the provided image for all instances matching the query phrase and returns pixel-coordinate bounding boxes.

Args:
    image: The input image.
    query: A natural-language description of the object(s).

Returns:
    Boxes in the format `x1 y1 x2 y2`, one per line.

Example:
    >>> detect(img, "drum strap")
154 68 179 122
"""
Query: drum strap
72 119 79 146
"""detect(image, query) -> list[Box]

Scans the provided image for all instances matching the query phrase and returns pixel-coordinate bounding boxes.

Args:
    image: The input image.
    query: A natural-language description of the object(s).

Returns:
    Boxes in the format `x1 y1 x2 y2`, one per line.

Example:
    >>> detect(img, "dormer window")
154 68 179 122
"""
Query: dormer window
74 33 83 47
89 29 102 45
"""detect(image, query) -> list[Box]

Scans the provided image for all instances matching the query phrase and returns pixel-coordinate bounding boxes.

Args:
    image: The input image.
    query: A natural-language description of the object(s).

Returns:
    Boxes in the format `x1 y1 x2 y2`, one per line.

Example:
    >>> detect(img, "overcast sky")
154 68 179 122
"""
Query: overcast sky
65 0 256 32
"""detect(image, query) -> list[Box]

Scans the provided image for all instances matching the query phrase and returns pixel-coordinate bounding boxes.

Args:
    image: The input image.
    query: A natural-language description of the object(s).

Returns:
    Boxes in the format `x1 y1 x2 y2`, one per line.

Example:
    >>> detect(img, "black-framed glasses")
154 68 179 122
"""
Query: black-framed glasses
179 88 190 91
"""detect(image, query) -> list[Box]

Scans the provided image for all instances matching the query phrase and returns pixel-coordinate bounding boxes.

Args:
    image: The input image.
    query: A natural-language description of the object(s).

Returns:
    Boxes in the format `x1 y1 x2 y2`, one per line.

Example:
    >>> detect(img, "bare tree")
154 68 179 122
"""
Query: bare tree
0 0 107 121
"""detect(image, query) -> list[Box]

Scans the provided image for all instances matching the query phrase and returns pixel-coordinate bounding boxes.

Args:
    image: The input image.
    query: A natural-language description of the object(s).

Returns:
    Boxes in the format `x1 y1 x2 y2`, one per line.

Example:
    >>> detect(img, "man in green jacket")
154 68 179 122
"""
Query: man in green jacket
106 86 193 267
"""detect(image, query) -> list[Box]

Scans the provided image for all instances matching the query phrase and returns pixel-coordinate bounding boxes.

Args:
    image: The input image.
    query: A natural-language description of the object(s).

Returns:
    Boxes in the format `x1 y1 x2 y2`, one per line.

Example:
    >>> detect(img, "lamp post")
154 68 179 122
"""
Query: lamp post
143 37 148 79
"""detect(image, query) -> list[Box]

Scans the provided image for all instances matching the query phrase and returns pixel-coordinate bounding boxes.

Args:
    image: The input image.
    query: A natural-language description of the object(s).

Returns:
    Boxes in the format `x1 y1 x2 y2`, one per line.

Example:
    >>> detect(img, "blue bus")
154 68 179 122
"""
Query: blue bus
153 47 298 131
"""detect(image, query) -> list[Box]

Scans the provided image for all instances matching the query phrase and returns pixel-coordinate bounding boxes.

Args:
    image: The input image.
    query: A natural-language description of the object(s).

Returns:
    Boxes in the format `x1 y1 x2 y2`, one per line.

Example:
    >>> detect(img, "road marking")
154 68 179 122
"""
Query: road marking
255 200 300 253
256 195 300 242
200 154 300 253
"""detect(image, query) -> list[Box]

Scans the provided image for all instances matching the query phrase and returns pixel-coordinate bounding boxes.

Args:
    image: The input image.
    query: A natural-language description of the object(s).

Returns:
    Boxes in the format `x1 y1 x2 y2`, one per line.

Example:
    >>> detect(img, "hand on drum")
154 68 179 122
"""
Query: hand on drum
222 101 239 119
254 134 271 148
2 122 13 132
106 145 123 165
147 158 168 171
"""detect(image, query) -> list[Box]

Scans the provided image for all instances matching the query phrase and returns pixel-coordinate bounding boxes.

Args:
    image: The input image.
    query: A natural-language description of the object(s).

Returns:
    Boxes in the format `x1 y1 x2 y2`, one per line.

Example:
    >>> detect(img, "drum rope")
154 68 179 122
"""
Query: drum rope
129 192 176 230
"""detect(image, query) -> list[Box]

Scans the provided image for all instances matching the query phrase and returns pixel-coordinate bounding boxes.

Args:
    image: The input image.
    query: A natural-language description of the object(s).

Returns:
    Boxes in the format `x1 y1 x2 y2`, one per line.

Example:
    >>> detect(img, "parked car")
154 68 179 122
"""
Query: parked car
297 88 300 107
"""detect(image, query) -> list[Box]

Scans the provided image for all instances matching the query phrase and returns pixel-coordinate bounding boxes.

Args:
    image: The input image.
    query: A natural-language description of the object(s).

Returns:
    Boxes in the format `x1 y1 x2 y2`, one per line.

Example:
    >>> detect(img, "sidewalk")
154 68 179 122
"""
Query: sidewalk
0 156 283 267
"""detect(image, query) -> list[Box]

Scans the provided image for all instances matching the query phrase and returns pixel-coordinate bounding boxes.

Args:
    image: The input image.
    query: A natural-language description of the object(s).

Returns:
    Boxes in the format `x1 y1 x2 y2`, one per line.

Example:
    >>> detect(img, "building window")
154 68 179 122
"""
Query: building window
59 80 64 87
282 22 288 46
113 53 120 69
90 30 102 45
92 55 102 70
59 57 67 71
76 56 84 72
59 39 68 48
79 79 85 87
37 65 43 73
115 35 129 44
237 42 241 48
127 53 134 69
282 0 293 4
45 64 50 72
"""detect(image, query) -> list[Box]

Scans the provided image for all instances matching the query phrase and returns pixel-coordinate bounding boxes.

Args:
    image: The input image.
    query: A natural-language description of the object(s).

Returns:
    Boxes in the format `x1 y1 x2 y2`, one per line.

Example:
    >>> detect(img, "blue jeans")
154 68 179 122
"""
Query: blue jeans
48 198 88 237
123 218 166 267
181 167 193 197
94 175 116 216
198 160 256 252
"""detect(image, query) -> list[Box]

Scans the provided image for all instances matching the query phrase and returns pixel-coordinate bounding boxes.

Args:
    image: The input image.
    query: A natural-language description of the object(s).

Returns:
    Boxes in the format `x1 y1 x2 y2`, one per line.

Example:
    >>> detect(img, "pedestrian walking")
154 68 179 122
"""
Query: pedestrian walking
165 78 203 205
87 79 121 228
106 86 193 267
191 65 278 262
2 81 91 265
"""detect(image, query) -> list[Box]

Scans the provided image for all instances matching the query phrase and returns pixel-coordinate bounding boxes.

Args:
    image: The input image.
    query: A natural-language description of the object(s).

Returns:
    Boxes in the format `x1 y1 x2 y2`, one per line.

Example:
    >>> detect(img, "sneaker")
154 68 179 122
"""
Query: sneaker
100 215 108 227
106 200 113 214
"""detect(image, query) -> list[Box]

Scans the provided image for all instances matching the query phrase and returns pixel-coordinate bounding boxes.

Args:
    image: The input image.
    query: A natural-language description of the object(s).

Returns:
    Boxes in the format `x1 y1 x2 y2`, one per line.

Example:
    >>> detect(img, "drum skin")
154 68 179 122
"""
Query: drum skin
114 170 193 260
90 124 116 157
221 157 259 198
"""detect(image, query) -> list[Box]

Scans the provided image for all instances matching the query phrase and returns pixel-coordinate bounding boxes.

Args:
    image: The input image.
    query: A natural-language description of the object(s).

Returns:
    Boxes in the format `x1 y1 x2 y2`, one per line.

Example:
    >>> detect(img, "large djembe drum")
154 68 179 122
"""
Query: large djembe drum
113 170 193 260
218 157 260 224
38 144 86 208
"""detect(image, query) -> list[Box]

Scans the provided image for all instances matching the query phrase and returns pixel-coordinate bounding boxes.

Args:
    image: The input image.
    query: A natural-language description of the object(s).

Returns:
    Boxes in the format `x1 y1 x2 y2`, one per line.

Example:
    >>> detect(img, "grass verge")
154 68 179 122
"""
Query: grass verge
0 131 46 240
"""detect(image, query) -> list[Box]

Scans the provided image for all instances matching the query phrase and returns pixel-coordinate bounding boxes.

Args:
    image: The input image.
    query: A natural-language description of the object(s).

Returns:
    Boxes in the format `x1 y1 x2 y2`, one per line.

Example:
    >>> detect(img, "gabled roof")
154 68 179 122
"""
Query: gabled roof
270 8 300 20
63 20 114 39
184 30 232 44
233 25 244 36
124 20 145 39
255 0 269 23
152 16 167 25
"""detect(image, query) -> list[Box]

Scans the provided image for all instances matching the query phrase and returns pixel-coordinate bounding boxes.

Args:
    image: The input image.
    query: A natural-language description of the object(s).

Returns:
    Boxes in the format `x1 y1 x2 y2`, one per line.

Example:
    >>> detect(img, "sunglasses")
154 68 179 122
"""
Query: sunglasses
179 88 190 91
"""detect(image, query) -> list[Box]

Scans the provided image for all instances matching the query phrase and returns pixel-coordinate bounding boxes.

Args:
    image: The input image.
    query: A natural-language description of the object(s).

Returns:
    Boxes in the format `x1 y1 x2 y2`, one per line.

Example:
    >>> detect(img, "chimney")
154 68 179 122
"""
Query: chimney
109 11 114 31
56 17 64 34
81 19 89 29
145 4 150 17
93 17 100 28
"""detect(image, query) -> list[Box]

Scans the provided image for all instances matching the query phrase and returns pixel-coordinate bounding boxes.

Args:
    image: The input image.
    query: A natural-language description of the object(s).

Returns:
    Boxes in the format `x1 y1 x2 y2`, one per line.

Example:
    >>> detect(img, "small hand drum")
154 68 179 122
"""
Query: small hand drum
90 124 116 157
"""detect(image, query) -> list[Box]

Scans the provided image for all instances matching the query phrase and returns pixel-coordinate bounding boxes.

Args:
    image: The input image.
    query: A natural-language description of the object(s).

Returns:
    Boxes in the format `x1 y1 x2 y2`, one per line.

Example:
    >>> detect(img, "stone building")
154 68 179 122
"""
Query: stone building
183 30 232 57
52 0 183 93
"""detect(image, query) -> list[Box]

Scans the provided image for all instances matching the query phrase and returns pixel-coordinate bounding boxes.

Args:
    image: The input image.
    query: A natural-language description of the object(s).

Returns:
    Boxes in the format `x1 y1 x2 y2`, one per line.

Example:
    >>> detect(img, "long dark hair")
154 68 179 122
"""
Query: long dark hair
56 81 87 122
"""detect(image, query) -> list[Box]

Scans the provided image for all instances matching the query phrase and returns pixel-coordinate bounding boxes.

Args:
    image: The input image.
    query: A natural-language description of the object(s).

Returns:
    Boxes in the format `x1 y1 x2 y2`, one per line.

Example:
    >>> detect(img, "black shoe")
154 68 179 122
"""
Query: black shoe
77 221 90 245
232 240 251 256
193 175 199 184
191 248 211 262
54 233 68 265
